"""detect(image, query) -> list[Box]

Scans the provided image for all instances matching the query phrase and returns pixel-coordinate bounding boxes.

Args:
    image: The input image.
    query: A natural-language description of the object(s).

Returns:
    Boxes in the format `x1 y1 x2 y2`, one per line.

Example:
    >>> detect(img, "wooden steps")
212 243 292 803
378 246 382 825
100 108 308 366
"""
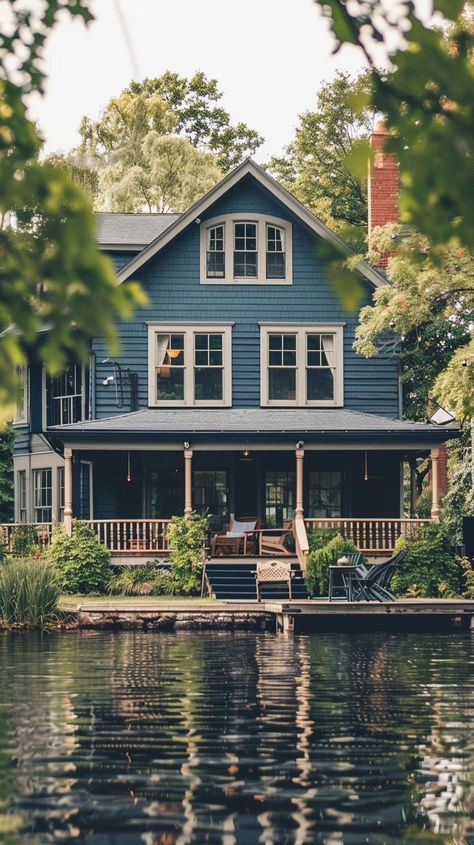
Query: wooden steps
205 557 308 601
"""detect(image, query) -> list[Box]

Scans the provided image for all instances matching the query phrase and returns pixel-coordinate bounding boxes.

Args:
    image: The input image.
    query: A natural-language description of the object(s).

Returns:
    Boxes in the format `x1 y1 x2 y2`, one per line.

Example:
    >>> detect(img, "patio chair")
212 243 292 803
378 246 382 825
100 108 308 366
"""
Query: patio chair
350 550 406 602
210 517 260 556
260 519 293 556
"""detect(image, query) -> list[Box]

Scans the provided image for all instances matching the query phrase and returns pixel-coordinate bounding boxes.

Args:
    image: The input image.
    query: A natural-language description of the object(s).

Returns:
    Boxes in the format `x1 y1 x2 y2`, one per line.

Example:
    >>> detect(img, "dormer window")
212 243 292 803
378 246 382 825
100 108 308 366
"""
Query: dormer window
200 214 292 284
206 224 225 278
266 225 285 279
234 222 257 278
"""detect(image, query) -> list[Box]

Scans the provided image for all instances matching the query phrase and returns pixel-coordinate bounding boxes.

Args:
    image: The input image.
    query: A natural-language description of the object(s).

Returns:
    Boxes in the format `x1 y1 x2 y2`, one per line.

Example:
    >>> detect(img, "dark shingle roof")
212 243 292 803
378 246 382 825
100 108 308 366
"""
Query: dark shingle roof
48 407 458 443
96 212 180 248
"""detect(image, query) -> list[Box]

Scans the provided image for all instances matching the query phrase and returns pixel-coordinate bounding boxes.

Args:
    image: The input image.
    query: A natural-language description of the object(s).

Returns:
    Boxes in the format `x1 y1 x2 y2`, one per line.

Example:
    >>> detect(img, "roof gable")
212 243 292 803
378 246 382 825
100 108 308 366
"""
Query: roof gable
115 159 387 289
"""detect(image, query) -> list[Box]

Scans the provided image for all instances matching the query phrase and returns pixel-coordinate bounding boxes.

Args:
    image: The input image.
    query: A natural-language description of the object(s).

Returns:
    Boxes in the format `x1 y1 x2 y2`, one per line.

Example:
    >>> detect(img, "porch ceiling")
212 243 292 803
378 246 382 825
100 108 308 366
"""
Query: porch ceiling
47 407 459 445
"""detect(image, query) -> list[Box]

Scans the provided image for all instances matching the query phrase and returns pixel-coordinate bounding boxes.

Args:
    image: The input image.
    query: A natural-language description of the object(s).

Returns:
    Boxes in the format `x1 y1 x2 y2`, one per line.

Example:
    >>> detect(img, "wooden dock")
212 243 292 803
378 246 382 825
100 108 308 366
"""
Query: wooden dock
63 598 474 634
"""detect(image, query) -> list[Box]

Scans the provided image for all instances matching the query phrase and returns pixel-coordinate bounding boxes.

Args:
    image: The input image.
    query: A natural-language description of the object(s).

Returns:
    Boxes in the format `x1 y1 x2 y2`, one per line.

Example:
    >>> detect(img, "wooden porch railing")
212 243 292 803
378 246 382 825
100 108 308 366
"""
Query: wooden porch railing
293 516 309 575
0 523 53 553
88 519 170 554
304 518 431 555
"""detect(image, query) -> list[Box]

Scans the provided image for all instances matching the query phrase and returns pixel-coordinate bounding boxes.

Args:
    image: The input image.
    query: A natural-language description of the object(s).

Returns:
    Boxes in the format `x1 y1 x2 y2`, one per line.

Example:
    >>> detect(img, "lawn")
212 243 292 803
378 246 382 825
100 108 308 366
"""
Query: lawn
59 594 217 609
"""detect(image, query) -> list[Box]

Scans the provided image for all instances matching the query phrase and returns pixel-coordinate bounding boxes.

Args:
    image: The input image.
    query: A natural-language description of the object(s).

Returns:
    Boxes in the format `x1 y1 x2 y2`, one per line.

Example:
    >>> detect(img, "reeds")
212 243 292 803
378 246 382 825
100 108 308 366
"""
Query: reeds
0 557 60 627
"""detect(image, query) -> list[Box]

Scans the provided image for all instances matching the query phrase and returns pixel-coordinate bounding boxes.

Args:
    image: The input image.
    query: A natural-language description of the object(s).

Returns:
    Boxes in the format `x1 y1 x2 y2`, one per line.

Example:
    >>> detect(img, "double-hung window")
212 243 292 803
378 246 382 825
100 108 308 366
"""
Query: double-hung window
149 324 232 406
260 324 343 406
46 364 89 426
33 468 52 523
18 470 27 522
200 214 292 284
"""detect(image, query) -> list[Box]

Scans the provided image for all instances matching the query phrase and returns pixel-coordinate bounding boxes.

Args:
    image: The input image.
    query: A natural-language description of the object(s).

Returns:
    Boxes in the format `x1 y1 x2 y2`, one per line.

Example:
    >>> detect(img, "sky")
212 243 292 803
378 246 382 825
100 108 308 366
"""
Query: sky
28 0 368 162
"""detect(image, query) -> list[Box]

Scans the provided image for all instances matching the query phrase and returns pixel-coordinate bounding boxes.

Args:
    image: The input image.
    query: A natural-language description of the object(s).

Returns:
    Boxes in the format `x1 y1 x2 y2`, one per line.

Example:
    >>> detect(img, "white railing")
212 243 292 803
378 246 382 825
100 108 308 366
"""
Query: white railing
0 523 53 553
88 519 170 554
293 516 309 574
304 518 431 554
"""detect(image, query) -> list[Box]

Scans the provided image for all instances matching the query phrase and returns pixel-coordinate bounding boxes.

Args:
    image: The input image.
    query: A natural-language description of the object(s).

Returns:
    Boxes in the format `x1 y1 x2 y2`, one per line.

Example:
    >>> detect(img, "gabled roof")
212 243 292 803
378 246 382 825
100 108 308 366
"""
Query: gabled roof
116 159 387 288
96 212 179 250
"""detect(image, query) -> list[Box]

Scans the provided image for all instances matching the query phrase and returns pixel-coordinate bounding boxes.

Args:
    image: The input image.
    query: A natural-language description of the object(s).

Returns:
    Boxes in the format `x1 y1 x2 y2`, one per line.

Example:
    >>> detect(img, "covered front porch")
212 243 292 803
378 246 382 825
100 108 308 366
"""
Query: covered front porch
48 405 456 566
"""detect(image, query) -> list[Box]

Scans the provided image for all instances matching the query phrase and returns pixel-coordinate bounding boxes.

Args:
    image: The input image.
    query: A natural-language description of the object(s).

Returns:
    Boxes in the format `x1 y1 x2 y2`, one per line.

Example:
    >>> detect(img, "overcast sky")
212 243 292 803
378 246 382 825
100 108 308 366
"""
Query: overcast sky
28 0 368 161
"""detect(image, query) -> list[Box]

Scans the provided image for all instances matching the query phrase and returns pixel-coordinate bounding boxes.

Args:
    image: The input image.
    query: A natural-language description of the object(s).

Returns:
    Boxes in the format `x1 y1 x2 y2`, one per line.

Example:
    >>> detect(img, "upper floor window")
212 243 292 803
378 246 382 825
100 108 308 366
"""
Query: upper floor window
206 224 225 278
148 324 232 407
13 366 28 424
45 364 89 427
260 324 344 407
200 214 292 285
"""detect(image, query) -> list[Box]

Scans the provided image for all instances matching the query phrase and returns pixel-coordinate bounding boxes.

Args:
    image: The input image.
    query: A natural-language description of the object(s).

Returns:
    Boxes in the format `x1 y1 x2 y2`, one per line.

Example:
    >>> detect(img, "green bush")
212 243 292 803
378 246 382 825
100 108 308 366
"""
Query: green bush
46 520 110 594
0 557 60 627
108 564 198 596
166 512 209 594
391 523 462 598
306 533 358 597
307 527 341 553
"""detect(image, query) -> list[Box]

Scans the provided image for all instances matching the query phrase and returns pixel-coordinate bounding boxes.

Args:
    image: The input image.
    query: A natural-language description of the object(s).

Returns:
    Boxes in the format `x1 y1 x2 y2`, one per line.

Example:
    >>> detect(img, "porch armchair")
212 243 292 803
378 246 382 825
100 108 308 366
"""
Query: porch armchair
350 550 406 602
260 519 293 556
210 517 260 556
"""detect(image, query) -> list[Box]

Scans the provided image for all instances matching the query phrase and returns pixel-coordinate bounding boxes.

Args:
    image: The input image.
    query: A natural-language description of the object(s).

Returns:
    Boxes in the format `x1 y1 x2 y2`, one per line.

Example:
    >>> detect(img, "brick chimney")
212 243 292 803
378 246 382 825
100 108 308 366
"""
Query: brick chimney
368 121 399 268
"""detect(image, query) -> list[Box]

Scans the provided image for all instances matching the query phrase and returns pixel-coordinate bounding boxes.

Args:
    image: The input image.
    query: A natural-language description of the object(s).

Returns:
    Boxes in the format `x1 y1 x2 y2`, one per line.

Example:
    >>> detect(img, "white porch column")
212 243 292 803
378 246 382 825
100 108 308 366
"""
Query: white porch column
64 447 73 536
184 449 193 517
430 446 440 521
295 448 304 519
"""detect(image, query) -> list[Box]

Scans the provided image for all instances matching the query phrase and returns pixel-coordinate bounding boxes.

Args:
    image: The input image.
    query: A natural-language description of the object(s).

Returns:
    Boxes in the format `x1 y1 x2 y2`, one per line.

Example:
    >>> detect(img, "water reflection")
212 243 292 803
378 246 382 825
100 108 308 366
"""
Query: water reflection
0 631 474 844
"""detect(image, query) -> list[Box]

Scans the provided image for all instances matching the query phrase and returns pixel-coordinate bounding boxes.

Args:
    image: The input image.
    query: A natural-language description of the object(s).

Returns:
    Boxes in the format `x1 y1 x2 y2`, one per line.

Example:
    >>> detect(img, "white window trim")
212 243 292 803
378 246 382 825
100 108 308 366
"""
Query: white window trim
260 323 344 407
42 364 89 430
200 213 293 285
148 324 232 407
13 366 29 426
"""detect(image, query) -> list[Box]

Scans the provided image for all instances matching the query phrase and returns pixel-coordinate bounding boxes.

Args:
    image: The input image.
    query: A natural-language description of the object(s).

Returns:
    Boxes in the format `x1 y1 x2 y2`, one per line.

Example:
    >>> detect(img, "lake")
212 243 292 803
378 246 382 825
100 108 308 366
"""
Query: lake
0 629 473 844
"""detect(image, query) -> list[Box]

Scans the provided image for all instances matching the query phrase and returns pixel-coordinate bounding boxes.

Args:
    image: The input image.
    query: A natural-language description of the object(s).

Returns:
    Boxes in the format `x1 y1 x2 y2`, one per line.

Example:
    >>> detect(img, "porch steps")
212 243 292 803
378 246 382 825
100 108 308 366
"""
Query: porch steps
205 557 308 601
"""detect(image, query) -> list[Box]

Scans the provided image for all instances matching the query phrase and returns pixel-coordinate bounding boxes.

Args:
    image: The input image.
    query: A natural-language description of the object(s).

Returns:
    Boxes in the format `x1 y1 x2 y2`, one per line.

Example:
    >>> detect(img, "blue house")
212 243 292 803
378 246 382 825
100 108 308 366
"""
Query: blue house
10 157 457 564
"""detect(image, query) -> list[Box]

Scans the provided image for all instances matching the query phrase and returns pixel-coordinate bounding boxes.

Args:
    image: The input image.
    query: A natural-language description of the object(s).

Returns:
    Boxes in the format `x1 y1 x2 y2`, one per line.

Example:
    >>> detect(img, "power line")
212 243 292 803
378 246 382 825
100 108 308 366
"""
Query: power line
113 0 141 81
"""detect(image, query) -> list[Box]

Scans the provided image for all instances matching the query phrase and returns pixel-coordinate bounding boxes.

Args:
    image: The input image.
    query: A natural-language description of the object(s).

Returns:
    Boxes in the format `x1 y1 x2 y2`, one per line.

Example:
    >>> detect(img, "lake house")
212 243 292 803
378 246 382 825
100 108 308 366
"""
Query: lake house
9 132 458 567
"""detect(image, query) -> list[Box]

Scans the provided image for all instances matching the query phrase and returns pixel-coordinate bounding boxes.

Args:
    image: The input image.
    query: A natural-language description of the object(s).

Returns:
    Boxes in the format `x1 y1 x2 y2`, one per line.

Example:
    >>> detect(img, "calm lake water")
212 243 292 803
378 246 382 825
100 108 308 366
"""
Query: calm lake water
1 630 474 844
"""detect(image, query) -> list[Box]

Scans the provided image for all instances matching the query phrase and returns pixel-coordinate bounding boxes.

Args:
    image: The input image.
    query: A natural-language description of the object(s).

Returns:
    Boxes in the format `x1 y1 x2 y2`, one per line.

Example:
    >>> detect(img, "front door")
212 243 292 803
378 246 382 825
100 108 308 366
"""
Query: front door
264 470 295 527
193 469 228 531
235 457 258 519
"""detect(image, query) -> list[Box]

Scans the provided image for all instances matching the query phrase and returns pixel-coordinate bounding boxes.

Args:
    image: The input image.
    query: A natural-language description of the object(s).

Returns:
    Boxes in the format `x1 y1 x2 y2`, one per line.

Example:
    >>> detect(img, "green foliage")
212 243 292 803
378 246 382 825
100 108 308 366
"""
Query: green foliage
0 426 14 522
46 520 110 594
459 556 474 600
306 532 358 597
313 2 474 254
11 524 39 556
354 226 474 419
108 563 198 597
441 439 474 545
165 512 209 594
307 526 341 552
0 1 146 414
267 71 373 242
392 523 462 598
0 557 60 627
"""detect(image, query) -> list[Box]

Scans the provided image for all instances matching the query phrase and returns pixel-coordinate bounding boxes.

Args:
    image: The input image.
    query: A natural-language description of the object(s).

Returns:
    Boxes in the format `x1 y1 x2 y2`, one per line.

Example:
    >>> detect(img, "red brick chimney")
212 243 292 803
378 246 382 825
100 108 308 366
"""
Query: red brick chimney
368 121 399 268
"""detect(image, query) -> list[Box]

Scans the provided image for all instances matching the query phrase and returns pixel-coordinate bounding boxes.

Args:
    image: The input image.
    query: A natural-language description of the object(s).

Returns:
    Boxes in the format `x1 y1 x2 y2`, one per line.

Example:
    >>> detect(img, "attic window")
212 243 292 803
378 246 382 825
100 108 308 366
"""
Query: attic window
200 213 292 285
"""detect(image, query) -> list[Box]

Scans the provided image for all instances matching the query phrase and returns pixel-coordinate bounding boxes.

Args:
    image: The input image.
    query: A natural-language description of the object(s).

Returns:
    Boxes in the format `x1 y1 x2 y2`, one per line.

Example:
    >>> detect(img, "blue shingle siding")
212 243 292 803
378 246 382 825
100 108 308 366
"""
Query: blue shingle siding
88 176 399 419
13 426 30 455
107 250 139 272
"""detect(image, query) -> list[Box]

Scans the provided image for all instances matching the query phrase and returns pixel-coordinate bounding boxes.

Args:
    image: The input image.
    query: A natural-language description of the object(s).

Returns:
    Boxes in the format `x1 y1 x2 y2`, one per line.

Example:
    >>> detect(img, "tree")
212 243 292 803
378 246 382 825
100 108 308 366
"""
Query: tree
313 1 474 254
79 71 264 173
0 426 14 522
354 226 474 420
267 71 374 249
98 134 222 213
0 1 146 414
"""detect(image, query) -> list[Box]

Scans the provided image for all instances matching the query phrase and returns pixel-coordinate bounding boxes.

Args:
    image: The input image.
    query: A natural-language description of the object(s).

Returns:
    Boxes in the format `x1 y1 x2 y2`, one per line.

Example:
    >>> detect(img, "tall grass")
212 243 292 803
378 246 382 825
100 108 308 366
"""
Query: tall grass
0 557 60 627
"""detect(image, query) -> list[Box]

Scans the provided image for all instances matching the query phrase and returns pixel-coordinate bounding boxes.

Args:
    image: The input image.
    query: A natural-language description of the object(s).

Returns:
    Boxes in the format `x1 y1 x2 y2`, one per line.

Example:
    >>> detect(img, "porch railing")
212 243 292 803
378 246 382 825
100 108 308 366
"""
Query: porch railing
88 519 170 554
304 518 431 555
0 523 53 553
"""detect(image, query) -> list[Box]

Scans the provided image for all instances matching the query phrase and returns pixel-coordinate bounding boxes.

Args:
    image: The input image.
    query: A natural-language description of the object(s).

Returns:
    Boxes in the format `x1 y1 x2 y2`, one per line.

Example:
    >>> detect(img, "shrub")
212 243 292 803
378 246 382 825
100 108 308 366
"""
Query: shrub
306 533 358 597
0 557 60 627
391 523 462 598
166 512 209 593
307 527 341 553
108 564 198 596
12 524 39 556
46 520 110 594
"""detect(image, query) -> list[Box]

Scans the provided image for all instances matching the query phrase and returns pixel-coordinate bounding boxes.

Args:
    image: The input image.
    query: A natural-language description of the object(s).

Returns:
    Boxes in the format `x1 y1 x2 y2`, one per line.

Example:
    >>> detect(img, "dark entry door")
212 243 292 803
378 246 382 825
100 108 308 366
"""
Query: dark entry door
235 458 258 519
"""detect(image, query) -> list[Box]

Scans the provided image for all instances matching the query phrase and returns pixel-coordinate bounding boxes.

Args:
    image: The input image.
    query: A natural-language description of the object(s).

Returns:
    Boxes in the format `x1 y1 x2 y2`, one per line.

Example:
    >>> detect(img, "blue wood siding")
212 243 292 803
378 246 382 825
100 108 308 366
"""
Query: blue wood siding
93 175 400 419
